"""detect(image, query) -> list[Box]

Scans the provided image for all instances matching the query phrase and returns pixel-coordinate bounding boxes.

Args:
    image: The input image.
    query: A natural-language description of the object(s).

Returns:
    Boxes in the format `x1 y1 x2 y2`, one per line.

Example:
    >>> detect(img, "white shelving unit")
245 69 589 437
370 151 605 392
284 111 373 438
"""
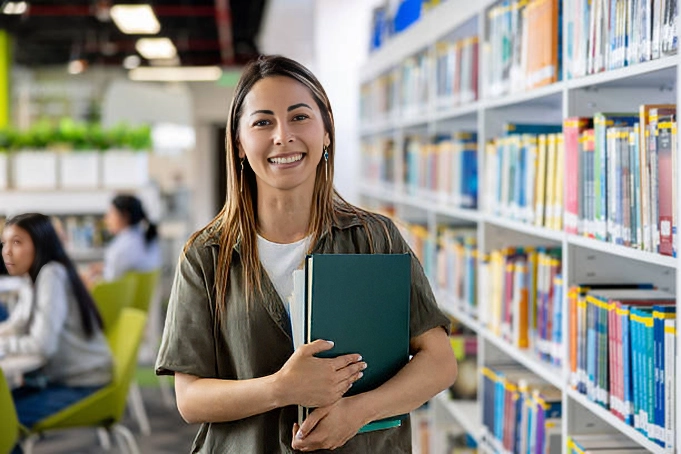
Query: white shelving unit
359 1 680 453
0 186 161 263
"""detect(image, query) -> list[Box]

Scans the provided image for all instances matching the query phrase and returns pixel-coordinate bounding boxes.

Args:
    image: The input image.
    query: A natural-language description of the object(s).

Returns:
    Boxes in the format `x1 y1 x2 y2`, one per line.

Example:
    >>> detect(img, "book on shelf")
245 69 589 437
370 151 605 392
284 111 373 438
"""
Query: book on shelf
293 253 411 434
486 0 561 98
566 0 678 78
481 365 562 454
567 433 650 453
567 285 676 449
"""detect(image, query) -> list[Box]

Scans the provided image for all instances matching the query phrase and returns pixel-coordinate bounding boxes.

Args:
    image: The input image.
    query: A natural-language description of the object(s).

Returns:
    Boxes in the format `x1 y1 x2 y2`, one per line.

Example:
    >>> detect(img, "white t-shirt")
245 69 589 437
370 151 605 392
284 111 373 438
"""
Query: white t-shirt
257 234 311 314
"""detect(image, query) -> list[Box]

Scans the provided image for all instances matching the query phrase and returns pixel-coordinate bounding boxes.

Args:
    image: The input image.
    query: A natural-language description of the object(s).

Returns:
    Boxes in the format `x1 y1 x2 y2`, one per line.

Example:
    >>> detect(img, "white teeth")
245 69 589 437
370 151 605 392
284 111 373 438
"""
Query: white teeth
269 154 303 164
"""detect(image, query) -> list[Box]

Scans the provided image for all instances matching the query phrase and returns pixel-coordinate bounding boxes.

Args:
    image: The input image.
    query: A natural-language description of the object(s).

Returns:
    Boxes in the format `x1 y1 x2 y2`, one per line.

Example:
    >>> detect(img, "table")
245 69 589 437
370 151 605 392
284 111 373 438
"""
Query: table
0 354 44 388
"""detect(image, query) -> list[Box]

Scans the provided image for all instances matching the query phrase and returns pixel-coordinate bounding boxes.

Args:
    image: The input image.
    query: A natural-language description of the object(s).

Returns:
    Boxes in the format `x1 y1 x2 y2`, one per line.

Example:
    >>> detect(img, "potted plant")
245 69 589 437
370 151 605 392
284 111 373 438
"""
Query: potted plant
102 123 151 189
12 120 58 190
57 119 101 189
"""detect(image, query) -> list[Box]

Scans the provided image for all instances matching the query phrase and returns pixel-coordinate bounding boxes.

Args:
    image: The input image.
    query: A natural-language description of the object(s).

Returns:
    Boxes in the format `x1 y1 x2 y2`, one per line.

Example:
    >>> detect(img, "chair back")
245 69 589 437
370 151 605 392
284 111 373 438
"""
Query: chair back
91 274 138 333
107 307 147 421
125 269 160 313
0 369 20 454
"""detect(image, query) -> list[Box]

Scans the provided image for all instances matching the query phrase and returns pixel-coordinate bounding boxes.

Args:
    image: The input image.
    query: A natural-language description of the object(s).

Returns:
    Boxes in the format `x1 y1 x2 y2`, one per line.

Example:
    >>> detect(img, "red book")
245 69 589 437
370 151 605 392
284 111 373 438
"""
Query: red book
563 117 593 234
656 114 676 256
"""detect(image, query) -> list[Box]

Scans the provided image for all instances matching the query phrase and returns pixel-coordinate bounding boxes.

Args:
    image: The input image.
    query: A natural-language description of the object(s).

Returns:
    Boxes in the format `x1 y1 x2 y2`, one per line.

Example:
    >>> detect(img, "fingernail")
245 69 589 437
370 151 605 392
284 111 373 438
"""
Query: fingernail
326 340 334 347
296 430 304 440
357 355 362 361
362 362 368 370
358 372 364 379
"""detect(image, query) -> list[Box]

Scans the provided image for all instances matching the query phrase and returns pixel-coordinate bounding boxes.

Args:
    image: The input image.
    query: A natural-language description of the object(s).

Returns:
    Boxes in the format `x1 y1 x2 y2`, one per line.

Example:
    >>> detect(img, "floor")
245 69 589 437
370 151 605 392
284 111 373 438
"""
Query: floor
29 386 198 454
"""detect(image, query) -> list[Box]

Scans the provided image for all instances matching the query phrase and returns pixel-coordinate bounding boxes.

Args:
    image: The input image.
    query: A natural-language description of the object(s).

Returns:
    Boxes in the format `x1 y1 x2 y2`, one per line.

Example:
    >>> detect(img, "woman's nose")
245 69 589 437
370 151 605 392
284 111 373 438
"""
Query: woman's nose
274 125 295 145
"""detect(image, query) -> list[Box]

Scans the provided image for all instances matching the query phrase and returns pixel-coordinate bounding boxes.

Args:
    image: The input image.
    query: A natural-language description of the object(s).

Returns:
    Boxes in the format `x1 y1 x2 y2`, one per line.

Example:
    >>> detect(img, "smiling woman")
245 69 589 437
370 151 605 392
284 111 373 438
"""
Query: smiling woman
155 55 458 454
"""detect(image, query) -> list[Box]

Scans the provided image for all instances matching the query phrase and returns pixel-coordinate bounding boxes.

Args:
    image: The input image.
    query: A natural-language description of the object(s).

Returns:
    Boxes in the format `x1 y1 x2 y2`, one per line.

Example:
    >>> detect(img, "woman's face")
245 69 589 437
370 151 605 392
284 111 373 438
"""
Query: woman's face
104 205 128 235
1 225 36 276
237 76 330 196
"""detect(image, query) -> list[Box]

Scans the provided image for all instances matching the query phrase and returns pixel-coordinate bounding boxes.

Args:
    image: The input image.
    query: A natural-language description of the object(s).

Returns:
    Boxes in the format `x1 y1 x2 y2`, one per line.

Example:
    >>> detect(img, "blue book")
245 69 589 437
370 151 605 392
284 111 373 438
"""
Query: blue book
504 123 562 136
630 308 644 432
653 306 675 446
593 113 638 241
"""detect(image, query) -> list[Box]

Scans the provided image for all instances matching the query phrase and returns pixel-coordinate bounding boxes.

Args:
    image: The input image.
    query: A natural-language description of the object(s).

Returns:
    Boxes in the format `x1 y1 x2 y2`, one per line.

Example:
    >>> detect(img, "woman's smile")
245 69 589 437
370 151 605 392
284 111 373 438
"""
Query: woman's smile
268 152 306 166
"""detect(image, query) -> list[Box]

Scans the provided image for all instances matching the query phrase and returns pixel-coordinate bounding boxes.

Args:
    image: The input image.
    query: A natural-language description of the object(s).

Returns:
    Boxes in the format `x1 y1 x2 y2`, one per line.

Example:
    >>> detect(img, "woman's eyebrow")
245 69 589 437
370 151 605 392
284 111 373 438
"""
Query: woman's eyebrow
288 103 311 111
250 109 274 116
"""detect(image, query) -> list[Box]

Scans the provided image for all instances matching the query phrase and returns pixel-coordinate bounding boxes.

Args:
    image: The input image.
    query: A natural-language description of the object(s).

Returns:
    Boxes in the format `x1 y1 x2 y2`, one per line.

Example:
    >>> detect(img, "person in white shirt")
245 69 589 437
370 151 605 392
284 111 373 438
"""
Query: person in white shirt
0 213 113 431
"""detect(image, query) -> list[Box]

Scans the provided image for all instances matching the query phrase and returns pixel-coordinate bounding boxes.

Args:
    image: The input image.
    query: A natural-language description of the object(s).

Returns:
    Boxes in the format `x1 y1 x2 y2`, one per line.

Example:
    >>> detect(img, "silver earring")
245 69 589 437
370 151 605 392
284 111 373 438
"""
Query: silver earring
240 158 245 193
323 146 329 180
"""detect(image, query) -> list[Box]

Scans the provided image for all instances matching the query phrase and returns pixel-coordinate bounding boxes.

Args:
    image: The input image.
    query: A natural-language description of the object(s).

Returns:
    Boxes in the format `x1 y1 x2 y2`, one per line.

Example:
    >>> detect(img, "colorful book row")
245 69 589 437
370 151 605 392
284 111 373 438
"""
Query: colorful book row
483 124 564 229
564 106 677 256
481 365 562 454
404 132 478 208
479 246 564 367
566 0 678 79
436 227 478 314
485 0 561 98
568 285 676 449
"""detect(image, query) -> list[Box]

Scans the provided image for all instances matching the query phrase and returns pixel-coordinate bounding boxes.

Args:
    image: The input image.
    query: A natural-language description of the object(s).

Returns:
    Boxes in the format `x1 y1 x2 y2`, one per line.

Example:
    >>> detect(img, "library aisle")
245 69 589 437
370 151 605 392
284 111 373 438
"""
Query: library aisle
361 0 680 453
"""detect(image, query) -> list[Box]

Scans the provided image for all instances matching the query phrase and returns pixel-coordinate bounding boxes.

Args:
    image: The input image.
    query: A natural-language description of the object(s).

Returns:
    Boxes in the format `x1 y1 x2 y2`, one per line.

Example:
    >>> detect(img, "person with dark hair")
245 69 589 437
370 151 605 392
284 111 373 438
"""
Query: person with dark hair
87 194 160 284
0 213 112 429
156 55 458 453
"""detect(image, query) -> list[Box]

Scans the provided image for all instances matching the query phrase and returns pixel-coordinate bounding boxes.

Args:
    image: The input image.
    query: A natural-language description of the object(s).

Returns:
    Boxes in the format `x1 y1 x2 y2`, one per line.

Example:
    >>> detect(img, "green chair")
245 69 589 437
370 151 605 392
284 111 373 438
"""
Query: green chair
125 269 160 313
123 269 163 436
0 368 21 454
91 274 138 333
22 308 148 454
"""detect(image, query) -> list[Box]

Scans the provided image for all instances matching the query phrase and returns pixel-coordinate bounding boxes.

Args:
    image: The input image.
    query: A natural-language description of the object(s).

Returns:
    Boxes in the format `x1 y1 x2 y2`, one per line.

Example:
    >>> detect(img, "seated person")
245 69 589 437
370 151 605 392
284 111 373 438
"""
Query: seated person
86 194 161 284
0 213 113 429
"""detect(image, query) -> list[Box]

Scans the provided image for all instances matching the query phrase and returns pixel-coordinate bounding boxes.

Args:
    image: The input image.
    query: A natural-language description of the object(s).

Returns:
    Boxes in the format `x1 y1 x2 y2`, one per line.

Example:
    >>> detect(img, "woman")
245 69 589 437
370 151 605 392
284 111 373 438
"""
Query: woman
101 194 160 281
156 55 457 453
0 213 112 428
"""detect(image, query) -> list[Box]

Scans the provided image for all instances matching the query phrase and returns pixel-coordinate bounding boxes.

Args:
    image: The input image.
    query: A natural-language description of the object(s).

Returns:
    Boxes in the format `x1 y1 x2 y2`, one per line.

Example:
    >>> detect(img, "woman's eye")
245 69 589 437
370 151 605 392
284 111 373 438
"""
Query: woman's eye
253 119 270 127
293 114 309 121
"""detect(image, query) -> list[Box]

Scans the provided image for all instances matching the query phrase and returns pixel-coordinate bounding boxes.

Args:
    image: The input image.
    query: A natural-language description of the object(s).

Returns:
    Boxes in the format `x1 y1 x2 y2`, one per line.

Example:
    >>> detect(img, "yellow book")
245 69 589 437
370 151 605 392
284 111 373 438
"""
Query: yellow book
534 134 548 226
544 134 558 228
552 134 565 230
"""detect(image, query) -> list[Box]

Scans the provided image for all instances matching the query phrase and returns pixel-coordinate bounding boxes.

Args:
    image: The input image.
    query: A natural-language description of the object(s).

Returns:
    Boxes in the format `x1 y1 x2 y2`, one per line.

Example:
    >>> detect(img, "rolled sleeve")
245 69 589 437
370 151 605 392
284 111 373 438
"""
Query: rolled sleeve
155 243 218 378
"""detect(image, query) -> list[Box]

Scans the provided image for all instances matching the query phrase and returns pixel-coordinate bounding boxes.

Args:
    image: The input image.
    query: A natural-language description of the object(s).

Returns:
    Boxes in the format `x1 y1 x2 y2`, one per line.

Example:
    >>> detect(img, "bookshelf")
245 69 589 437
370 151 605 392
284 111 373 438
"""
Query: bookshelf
360 1 680 453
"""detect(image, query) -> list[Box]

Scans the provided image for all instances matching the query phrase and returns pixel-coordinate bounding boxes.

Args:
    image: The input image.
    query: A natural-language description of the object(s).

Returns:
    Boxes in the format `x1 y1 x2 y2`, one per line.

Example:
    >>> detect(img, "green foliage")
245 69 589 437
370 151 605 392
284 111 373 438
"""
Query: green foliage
0 120 154 152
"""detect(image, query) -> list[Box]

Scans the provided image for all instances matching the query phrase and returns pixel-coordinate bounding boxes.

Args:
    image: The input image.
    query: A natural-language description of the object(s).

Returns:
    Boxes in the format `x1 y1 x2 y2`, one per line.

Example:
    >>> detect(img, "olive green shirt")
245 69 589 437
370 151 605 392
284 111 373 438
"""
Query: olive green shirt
156 210 450 453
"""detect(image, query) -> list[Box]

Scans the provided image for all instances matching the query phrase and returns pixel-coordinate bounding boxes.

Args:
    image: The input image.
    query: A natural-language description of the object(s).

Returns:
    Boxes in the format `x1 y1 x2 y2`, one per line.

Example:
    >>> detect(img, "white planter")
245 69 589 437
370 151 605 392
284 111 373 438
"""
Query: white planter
12 150 58 190
59 151 100 189
102 150 149 189
0 154 7 189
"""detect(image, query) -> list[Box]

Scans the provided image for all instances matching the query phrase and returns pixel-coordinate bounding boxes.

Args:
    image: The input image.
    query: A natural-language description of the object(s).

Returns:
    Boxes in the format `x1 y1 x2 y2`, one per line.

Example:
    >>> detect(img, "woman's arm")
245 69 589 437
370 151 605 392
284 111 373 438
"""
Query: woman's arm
293 327 457 450
174 339 366 424
0 264 68 358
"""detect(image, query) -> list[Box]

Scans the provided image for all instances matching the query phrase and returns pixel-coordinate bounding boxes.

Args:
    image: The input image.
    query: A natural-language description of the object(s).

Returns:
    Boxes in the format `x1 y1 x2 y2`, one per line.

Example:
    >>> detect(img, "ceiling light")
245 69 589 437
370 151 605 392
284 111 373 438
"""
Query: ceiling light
123 55 141 69
135 38 177 60
2 1 28 15
110 4 160 34
128 66 223 82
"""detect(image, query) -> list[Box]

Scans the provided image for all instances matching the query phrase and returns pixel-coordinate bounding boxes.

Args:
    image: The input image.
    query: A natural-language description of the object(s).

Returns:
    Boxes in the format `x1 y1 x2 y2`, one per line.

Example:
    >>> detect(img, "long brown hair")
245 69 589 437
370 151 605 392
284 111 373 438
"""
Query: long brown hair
186 55 371 319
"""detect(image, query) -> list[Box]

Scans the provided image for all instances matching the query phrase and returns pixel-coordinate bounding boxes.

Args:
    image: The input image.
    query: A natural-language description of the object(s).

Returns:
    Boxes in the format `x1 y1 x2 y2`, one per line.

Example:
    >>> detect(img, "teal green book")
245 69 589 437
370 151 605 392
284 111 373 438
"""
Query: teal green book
299 253 411 433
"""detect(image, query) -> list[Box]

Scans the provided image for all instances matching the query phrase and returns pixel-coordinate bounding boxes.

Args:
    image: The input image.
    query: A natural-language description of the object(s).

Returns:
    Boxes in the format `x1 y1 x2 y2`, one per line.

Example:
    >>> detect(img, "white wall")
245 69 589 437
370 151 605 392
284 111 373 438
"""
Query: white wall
189 82 234 229
312 0 382 204
258 0 316 69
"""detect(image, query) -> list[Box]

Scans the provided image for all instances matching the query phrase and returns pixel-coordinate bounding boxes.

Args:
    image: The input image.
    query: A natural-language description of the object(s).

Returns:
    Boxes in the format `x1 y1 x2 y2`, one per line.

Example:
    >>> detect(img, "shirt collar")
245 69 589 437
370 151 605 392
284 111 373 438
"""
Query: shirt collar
202 209 364 250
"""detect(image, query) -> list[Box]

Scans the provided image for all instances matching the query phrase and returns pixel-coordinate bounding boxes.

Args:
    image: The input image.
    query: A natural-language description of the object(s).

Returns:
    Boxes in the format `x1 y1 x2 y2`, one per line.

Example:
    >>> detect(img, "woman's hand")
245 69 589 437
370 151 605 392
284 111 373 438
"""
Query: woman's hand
275 339 366 408
291 397 366 452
